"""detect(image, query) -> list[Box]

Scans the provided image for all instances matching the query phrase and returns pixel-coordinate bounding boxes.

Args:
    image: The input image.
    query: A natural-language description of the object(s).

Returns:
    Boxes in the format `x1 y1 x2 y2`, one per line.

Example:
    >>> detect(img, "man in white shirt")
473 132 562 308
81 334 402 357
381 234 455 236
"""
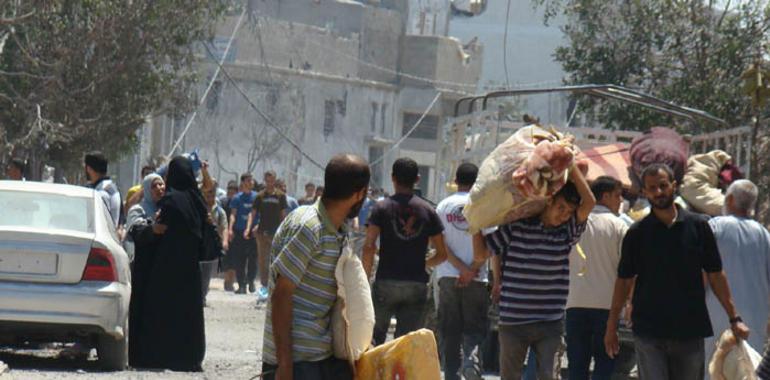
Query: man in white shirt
84 151 122 227
435 163 489 380
566 176 628 380
706 179 770 364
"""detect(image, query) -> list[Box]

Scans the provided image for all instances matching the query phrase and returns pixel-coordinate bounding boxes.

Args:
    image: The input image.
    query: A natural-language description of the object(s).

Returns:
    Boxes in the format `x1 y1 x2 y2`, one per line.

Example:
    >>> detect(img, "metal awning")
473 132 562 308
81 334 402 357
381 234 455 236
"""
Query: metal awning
453 84 728 127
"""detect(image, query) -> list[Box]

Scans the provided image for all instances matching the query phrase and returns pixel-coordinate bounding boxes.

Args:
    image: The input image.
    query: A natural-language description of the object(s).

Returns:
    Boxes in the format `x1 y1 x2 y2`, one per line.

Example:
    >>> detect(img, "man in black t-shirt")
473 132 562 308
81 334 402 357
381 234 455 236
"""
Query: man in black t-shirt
363 157 449 345
604 163 749 379
246 170 287 302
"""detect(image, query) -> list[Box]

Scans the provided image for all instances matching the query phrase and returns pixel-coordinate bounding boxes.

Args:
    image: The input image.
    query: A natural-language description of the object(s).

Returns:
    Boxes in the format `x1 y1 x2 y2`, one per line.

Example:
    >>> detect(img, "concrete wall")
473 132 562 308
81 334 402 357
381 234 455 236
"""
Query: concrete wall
126 0 484 198
406 0 451 36
449 0 569 124
400 34 482 93
248 0 403 84
217 16 360 78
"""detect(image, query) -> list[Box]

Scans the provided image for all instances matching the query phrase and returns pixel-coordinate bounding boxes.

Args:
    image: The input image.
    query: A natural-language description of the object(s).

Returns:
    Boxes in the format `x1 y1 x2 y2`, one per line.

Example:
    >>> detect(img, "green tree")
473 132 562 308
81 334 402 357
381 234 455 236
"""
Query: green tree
533 0 769 133
535 0 770 221
0 0 229 179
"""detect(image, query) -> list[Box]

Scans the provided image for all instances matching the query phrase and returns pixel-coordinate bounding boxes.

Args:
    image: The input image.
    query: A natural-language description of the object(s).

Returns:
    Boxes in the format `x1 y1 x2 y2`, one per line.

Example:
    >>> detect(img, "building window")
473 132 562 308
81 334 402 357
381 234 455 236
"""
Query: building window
402 113 439 140
369 146 384 187
381 103 388 135
370 102 378 133
323 100 336 141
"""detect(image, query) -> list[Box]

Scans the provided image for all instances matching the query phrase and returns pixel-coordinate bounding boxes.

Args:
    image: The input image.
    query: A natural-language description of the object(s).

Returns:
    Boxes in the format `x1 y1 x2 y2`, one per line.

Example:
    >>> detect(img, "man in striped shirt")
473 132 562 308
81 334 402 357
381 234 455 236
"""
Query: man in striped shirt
261 154 370 380
483 165 595 380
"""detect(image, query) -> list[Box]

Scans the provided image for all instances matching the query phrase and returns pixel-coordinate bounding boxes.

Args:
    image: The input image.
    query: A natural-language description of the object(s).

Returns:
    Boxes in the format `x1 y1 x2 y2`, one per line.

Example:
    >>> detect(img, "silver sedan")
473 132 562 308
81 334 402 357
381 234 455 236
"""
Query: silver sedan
0 180 131 370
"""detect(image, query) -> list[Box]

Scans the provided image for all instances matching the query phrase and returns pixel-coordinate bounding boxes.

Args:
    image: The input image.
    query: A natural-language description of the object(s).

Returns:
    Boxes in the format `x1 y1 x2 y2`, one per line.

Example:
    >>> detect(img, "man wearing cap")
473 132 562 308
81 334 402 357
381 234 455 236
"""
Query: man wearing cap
84 151 122 227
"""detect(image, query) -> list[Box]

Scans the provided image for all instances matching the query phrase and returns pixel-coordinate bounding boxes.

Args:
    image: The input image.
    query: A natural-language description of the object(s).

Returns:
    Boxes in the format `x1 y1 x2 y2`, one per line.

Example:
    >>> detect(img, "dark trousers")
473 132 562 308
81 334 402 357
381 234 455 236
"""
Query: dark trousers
230 232 257 288
437 277 489 380
566 308 615 380
372 280 428 346
261 357 352 380
199 259 218 302
633 334 704 380
499 320 564 380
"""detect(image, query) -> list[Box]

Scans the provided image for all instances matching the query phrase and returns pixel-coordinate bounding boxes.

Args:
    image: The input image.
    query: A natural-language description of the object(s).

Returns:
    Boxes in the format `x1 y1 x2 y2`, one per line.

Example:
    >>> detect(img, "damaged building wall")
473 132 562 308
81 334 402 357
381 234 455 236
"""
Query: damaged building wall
137 1 484 199
148 13 401 194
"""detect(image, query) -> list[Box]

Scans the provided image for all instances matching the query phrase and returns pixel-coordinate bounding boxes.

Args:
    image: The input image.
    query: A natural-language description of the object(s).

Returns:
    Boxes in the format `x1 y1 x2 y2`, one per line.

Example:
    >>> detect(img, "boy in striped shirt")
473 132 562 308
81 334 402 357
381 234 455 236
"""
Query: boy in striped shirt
482 164 595 380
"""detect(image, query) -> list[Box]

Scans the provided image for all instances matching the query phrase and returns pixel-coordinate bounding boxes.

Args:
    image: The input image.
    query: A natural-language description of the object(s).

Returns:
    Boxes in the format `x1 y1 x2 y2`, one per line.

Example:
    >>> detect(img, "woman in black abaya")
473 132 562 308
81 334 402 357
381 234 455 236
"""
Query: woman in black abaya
130 156 208 371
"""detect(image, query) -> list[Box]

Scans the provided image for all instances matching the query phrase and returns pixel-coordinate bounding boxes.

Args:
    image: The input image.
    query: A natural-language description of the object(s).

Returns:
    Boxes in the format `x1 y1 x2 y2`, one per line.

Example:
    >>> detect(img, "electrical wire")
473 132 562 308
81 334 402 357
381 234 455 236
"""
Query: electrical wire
369 92 442 167
167 6 247 157
203 43 326 170
503 0 512 89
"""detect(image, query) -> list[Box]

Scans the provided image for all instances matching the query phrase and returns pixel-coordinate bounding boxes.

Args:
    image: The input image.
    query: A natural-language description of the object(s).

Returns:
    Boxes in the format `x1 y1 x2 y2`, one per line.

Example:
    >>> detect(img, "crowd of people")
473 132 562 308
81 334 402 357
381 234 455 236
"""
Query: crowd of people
4 151 770 380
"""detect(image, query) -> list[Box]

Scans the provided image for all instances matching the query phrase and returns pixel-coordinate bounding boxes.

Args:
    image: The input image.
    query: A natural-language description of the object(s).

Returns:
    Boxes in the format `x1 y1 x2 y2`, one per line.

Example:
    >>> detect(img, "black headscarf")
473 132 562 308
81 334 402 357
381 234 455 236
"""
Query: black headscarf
164 156 208 238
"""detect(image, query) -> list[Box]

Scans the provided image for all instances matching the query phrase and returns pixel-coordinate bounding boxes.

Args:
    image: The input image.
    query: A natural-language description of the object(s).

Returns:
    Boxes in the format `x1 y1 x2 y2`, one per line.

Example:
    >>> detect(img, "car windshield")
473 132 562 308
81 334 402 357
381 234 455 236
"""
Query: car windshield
0 190 94 233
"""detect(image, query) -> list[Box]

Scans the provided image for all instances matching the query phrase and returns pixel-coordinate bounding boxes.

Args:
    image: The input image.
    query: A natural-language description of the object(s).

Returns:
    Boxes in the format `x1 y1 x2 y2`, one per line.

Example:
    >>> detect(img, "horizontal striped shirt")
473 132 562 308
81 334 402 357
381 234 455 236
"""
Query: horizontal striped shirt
486 216 586 325
262 201 347 364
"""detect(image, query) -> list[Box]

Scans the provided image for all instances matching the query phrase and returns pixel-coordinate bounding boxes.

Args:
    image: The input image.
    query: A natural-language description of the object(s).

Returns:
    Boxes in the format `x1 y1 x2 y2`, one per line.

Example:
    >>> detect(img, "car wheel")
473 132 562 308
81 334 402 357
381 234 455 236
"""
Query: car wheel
97 327 127 371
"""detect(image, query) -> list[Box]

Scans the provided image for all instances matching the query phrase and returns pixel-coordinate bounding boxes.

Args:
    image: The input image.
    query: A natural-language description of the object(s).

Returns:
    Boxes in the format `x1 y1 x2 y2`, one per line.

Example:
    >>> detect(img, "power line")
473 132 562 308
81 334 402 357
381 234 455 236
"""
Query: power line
167 7 247 157
203 43 326 170
300 28 478 93
369 92 442 167
503 0 512 89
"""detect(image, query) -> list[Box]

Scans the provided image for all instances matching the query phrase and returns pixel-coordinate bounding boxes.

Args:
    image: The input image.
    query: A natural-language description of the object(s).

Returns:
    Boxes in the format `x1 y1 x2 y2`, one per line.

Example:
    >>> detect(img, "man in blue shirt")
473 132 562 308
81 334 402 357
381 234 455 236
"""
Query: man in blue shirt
228 173 258 294
706 179 770 362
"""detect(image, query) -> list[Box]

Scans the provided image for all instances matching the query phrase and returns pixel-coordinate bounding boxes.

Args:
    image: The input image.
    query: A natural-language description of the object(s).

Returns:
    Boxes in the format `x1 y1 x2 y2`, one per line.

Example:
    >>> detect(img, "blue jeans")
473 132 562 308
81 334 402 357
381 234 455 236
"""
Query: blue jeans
566 308 615 380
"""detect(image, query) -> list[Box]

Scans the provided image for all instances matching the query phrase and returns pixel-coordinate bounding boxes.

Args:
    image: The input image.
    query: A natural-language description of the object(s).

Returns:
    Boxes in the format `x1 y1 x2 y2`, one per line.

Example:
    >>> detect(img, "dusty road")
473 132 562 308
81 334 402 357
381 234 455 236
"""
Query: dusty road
0 279 266 380
0 278 513 380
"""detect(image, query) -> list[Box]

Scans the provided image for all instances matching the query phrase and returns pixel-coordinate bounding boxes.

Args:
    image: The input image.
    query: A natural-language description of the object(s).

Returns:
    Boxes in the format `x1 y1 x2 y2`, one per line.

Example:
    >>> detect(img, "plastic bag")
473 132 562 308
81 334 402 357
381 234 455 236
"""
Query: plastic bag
709 329 762 380
463 125 579 233
331 243 374 363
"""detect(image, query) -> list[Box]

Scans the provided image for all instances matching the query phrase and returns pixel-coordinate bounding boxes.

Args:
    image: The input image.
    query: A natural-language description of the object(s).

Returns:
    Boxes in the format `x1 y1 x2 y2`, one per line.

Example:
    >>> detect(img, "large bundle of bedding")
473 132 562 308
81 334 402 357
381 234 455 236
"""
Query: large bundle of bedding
630 127 689 184
680 150 732 216
463 125 581 233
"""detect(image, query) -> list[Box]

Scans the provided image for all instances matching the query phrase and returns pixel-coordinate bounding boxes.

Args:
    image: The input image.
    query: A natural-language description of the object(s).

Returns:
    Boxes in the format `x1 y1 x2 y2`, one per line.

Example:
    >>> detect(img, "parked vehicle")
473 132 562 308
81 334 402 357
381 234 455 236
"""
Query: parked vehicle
0 181 131 370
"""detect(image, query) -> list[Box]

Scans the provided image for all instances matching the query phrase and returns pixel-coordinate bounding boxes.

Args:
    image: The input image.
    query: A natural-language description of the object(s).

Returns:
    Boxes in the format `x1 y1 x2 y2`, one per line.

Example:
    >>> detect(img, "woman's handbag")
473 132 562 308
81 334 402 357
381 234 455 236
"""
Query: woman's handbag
200 222 223 262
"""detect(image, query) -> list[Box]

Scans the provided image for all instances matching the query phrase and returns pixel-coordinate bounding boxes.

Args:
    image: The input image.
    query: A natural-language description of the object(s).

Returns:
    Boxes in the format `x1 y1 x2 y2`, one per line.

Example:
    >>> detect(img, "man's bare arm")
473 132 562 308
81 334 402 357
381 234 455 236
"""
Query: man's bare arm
362 225 380 278
426 234 449 267
244 210 255 239
707 271 750 339
445 242 472 273
272 274 296 378
228 210 237 243
472 232 491 270
604 277 634 358
570 164 596 224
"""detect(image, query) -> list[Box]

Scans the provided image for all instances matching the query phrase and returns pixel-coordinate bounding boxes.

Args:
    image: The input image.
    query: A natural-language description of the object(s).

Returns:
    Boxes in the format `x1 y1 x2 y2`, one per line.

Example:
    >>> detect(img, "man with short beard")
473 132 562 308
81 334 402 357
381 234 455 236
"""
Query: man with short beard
605 163 749 380
262 154 370 380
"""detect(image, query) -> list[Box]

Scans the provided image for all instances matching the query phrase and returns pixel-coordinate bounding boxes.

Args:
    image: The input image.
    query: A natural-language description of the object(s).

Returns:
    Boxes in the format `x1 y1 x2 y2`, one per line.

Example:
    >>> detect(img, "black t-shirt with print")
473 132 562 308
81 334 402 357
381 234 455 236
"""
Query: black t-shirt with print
253 190 288 235
368 193 444 283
